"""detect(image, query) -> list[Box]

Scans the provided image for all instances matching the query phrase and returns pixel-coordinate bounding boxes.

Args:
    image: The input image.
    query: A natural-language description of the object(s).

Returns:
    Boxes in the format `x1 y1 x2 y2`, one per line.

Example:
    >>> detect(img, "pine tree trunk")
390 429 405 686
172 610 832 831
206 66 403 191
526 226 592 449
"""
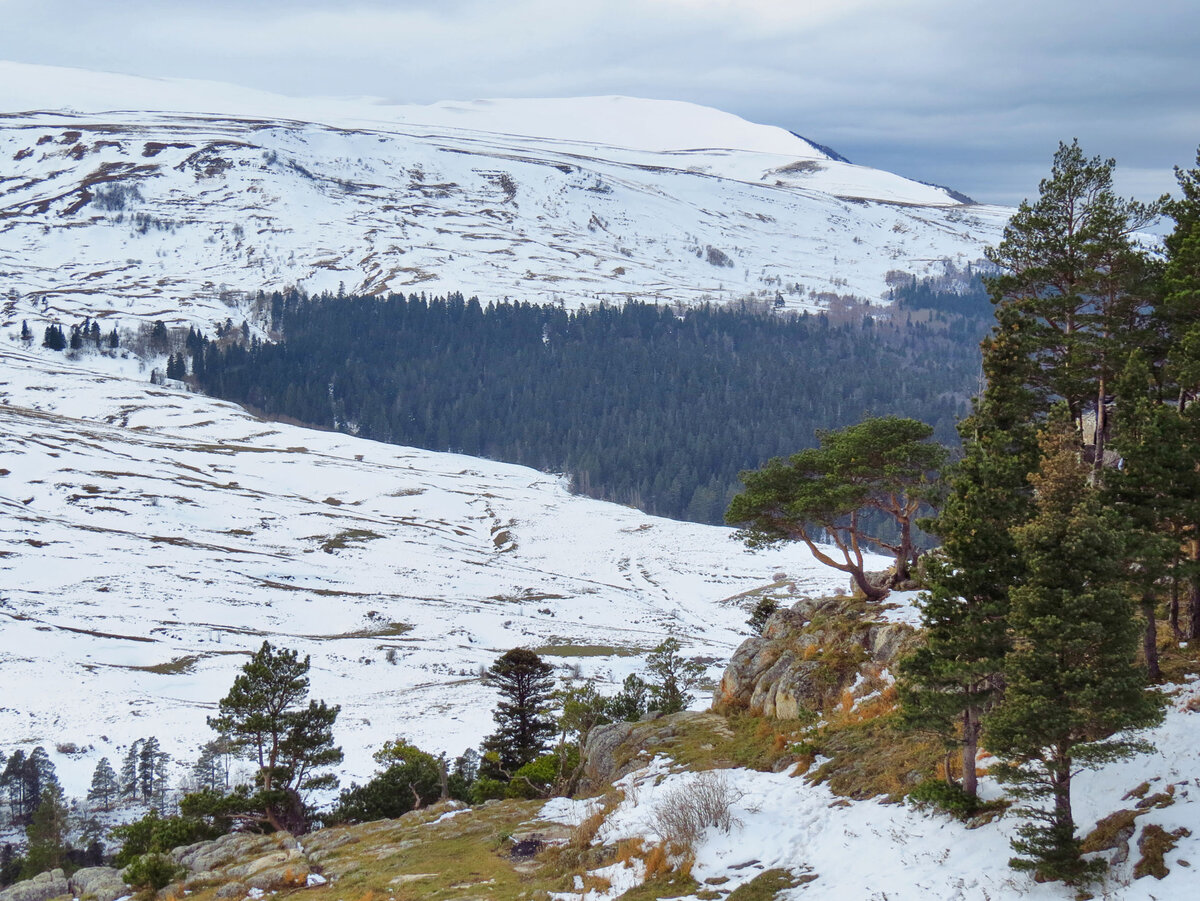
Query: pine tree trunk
961 706 980 798
1190 543 1200 641
1142 597 1160 682
894 513 913 583
1051 752 1075 854
1169 574 1181 639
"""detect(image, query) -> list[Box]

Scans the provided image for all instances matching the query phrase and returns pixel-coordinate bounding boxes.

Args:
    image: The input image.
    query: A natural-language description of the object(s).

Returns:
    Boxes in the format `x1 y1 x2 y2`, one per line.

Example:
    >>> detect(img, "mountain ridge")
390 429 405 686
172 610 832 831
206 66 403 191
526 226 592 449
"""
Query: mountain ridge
1 61 1009 337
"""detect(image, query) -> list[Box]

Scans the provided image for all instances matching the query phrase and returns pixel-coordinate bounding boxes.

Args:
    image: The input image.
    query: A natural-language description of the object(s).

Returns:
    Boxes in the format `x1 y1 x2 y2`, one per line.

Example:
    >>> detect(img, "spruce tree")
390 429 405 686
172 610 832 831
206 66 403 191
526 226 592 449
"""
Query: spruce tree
984 417 1164 885
481 648 557 774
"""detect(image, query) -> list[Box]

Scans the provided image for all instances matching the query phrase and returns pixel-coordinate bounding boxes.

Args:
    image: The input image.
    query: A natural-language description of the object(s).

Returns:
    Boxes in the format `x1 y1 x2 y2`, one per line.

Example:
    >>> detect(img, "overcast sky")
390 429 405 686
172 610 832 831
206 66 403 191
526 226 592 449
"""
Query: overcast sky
2 0 1197 207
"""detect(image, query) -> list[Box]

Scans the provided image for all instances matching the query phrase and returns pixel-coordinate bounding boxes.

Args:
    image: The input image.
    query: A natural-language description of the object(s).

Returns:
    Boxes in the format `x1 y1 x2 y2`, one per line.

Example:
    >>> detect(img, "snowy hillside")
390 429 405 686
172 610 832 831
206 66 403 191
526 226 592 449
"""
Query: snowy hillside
0 340 866 796
0 61 1009 339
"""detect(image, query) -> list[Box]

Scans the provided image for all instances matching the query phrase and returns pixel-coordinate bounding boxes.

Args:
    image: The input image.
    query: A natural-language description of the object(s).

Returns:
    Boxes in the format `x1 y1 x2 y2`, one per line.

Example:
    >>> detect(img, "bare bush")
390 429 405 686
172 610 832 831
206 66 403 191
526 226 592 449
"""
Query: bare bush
650 771 742 850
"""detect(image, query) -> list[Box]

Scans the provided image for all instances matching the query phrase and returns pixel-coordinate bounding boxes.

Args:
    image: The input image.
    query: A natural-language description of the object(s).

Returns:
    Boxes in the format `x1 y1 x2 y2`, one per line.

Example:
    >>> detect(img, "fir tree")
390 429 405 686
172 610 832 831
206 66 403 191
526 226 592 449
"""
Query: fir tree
984 416 1164 885
481 648 557 774
87 758 119 812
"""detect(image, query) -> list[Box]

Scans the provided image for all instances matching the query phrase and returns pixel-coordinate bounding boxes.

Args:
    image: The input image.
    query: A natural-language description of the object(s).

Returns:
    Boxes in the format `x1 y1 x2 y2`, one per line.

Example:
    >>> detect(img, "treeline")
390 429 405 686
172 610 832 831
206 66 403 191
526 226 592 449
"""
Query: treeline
184 291 988 524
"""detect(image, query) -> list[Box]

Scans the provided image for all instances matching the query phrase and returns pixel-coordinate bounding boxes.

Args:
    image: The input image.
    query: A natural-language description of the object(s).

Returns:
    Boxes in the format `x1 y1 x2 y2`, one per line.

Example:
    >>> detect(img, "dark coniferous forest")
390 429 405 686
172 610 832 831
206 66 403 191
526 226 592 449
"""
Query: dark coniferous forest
189 282 988 523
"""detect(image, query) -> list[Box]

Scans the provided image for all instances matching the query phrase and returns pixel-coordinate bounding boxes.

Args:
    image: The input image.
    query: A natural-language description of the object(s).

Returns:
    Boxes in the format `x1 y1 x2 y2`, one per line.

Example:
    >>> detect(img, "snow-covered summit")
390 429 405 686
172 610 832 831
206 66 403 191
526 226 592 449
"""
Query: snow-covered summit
0 61 1008 334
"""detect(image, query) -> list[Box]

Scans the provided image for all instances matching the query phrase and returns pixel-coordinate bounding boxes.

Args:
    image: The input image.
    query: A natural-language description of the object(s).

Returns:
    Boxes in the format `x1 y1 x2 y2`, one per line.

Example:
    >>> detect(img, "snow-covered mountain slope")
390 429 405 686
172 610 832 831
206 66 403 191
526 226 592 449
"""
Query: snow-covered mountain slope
0 341 869 796
0 61 1009 336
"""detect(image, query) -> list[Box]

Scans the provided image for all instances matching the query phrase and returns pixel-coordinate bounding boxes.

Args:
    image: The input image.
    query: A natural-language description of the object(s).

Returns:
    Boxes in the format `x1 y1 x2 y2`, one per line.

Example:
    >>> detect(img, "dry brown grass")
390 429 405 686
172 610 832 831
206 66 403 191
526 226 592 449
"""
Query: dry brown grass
616 837 646 868
643 842 670 880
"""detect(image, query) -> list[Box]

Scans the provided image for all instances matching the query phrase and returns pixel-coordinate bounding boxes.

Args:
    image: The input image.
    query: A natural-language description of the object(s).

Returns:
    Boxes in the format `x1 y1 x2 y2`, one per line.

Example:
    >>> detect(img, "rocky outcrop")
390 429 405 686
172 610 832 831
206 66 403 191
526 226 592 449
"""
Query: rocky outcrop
578 711 735 795
69 867 128 901
0 869 68 901
170 832 310 894
712 595 918 718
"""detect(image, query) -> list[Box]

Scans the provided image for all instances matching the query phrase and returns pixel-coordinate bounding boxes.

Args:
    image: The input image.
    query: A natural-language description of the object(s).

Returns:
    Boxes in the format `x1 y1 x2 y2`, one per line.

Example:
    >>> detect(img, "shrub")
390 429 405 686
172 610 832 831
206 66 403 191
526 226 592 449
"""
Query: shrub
907 779 982 820
470 776 508 804
650 771 742 851
122 853 184 891
329 739 441 823
111 810 223 868
747 598 780 634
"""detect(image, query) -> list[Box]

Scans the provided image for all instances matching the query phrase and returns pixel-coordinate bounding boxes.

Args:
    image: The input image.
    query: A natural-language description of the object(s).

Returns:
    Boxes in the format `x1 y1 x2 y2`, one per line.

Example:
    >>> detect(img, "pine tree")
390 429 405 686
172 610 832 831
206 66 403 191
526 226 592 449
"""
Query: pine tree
644 638 705 714
983 417 1164 885
191 738 232 793
481 648 557 774
1105 354 1200 678
206 641 342 832
139 737 162 802
985 139 1160 458
1160 149 1200 639
727 416 946 599
900 304 1041 799
22 783 69 878
87 758 119 812
42 325 66 352
121 740 143 800
0 751 30 824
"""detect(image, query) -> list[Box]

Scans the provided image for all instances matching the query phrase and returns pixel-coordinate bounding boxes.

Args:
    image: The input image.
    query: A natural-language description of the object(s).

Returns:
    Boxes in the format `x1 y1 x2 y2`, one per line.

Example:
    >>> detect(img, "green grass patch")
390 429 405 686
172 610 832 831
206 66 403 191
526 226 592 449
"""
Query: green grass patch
617 871 701 901
600 711 817 778
726 868 813 900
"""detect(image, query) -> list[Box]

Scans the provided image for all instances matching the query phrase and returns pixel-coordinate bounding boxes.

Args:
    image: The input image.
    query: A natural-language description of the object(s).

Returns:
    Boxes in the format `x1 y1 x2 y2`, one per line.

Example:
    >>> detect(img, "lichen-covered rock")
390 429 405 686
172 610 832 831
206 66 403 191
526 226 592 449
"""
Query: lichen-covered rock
69 867 127 901
579 720 636 791
0 868 69 901
713 595 917 718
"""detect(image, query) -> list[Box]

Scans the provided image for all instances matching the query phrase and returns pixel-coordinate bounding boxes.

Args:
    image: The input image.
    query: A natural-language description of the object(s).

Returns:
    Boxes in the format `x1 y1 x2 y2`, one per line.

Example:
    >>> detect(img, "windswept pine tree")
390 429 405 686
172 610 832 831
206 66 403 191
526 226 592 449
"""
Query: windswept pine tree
727 416 947 599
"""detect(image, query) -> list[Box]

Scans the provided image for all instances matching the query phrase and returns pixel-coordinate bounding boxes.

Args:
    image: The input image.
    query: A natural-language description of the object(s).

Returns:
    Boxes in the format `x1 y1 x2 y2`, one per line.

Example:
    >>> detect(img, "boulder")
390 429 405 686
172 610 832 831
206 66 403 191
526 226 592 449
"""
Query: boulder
0 869 69 901
579 721 636 791
69 867 127 901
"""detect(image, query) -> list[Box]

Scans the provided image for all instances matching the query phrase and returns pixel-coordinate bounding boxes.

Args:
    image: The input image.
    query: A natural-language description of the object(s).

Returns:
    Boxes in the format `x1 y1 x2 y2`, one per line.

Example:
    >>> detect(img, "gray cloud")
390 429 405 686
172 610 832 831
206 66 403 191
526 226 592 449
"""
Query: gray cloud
2 0 1197 206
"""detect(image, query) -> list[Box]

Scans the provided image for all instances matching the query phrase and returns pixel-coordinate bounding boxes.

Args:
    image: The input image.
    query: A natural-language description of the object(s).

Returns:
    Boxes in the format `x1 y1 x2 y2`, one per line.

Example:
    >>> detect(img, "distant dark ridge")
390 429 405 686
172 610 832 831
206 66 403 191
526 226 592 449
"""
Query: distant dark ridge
917 179 977 205
790 132 851 164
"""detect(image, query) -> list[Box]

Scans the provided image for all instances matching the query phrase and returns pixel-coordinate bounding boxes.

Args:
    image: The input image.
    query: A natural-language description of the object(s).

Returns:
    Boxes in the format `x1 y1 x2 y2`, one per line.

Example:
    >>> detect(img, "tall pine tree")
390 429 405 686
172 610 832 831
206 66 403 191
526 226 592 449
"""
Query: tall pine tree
984 416 1164 885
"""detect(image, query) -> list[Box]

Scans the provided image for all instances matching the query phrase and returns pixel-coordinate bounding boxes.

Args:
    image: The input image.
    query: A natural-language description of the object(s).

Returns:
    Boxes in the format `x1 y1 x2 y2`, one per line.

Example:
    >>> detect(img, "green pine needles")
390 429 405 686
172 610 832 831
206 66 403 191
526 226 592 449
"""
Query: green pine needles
984 419 1164 885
